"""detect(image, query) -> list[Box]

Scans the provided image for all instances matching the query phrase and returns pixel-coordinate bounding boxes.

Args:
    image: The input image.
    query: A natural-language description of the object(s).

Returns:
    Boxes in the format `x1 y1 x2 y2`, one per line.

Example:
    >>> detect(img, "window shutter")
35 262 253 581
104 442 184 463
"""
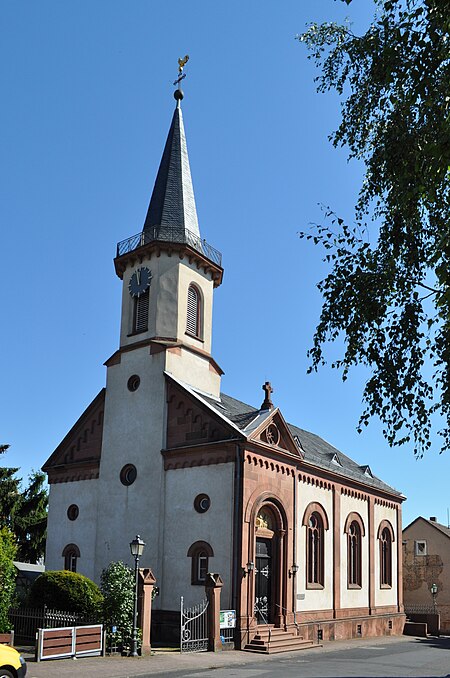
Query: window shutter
187 286 199 336
135 290 149 333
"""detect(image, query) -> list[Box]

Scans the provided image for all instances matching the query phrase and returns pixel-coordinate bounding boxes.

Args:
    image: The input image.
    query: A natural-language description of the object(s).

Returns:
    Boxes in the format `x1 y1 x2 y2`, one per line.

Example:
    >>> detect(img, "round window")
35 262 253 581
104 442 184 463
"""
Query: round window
67 504 79 521
127 375 141 392
194 494 211 513
120 464 137 486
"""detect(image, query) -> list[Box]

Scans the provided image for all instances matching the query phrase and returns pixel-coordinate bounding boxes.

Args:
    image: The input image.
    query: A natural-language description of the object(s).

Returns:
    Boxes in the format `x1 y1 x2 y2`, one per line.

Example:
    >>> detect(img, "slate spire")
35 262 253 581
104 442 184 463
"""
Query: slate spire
143 92 200 240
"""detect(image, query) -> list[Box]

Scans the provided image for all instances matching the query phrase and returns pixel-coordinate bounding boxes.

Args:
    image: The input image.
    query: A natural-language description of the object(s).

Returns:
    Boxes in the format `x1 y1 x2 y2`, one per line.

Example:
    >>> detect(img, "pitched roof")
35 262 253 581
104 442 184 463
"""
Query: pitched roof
143 101 200 240
201 390 403 497
403 516 450 538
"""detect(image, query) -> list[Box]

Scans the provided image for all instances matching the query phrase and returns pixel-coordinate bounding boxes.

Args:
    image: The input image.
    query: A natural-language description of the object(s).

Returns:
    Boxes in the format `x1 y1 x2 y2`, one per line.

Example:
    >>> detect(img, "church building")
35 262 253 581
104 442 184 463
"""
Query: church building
43 81 406 648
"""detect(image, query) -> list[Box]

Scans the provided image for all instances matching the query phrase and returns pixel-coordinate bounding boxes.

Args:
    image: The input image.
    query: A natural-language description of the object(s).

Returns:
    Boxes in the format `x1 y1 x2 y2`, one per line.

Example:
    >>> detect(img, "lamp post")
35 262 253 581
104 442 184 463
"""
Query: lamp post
129 535 145 657
431 583 438 614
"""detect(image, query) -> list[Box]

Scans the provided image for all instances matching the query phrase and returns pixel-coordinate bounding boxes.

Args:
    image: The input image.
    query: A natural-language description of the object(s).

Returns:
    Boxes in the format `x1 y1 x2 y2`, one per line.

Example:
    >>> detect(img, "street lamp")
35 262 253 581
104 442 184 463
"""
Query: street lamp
129 535 145 657
242 561 254 578
431 583 438 613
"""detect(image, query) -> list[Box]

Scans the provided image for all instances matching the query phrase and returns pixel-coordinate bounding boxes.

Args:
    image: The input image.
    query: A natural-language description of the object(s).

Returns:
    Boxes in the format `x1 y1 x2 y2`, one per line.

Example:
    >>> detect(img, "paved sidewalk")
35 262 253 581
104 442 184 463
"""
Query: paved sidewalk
21 634 416 678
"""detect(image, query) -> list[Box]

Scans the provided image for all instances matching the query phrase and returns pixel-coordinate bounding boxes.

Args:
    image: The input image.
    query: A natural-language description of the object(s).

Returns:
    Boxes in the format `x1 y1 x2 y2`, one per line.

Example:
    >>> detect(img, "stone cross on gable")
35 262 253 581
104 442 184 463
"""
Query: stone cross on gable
260 381 274 411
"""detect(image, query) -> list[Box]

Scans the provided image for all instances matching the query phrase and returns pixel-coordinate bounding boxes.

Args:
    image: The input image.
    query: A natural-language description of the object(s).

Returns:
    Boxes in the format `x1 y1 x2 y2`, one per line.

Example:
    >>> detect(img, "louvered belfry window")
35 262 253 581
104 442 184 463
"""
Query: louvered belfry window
186 284 200 337
134 289 149 333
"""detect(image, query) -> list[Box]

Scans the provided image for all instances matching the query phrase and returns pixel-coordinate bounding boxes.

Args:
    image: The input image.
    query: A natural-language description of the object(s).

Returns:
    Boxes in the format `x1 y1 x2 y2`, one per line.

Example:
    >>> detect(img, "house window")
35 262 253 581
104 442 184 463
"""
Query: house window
379 524 394 588
133 289 149 333
344 512 365 589
62 544 80 572
302 502 329 589
415 540 427 556
186 285 202 338
187 541 214 585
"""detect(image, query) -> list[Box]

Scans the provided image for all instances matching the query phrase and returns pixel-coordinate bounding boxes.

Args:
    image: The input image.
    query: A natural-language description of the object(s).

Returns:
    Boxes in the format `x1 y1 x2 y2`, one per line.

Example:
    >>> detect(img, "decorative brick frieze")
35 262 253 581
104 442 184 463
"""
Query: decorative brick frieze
299 474 333 491
43 390 105 484
166 382 233 449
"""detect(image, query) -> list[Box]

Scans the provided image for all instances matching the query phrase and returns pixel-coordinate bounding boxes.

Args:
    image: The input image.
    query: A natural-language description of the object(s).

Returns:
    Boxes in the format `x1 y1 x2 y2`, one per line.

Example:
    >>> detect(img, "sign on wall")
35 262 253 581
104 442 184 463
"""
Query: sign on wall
219 610 236 629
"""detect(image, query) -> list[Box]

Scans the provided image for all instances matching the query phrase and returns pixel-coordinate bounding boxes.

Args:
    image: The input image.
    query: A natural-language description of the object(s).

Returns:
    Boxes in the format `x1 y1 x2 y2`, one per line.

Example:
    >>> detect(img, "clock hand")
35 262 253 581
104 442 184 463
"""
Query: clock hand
136 270 140 286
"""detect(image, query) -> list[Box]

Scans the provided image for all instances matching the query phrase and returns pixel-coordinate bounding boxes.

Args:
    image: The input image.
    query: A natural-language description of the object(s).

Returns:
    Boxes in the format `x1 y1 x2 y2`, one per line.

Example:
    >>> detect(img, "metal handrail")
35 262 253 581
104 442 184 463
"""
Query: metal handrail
116 225 222 266
254 602 272 646
275 602 300 634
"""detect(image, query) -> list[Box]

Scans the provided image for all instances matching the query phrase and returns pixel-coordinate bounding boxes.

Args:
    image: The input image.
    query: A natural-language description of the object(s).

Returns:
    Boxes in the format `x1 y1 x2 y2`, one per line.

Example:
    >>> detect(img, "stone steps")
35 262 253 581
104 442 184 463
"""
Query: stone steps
244 625 320 654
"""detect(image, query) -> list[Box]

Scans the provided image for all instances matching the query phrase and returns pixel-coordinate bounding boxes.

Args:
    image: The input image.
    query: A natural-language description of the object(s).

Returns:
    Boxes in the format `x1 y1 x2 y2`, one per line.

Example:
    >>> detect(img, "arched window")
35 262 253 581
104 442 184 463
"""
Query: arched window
307 513 324 586
187 541 214 585
62 543 80 572
378 521 394 588
186 285 202 338
344 513 365 589
347 522 361 587
302 503 328 588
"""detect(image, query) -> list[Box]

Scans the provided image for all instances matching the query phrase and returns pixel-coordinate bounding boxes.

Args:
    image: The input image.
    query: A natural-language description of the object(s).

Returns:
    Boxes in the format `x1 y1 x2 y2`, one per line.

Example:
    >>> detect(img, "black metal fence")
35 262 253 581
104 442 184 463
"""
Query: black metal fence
116 225 222 266
9 607 99 645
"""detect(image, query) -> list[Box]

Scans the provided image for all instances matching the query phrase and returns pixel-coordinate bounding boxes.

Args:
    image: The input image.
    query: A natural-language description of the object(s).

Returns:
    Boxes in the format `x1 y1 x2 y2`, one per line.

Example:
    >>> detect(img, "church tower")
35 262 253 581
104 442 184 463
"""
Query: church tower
93 82 223 579
113 86 223 395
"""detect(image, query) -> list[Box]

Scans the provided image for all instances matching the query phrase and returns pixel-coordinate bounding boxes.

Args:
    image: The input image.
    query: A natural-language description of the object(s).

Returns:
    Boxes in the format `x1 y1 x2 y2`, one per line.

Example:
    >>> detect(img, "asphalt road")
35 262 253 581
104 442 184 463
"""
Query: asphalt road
23 635 450 678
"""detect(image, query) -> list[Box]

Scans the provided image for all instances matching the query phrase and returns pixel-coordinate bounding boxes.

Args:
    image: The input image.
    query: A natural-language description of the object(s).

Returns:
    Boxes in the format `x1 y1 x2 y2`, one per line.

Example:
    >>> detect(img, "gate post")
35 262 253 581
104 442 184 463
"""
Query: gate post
138 568 156 654
205 573 223 652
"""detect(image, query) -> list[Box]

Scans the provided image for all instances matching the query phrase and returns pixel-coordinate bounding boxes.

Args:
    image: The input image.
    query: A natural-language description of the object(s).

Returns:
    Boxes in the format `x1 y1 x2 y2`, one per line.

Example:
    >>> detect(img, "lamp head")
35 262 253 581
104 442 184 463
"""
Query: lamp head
130 534 146 557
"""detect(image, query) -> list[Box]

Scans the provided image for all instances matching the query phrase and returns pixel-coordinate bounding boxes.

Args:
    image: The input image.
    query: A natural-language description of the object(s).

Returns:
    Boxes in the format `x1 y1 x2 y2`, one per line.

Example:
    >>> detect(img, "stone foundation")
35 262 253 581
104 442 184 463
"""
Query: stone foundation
294 613 406 644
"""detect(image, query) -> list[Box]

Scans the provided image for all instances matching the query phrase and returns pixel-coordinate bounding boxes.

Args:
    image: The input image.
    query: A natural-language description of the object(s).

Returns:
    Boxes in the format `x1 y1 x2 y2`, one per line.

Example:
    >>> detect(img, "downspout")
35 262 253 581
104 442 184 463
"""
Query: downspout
293 465 298 631
232 444 243 621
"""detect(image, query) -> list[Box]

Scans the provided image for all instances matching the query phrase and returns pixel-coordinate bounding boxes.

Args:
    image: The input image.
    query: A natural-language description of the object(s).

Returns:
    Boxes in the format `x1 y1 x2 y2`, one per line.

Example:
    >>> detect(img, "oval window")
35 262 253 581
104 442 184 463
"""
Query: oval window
67 504 79 521
127 375 141 392
120 464 137 486
194 494 211 513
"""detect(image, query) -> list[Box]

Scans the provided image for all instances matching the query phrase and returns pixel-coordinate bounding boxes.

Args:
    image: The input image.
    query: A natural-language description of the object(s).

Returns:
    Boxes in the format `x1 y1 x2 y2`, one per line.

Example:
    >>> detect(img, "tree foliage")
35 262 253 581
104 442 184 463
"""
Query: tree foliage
100 561 136 650
0 527 17 632
29 570 103 614
298 0 450 456
0 446 48 561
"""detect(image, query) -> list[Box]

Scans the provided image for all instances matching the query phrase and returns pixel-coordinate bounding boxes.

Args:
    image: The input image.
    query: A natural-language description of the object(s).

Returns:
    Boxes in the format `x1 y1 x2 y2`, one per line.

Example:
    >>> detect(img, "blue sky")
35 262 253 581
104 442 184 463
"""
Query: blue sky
1 0 448 529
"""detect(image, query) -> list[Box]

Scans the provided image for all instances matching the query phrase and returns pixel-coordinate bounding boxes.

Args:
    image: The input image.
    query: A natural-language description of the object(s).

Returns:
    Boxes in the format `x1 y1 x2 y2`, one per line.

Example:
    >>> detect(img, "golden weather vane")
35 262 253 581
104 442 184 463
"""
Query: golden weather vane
173 54 189 87
178 54 189 74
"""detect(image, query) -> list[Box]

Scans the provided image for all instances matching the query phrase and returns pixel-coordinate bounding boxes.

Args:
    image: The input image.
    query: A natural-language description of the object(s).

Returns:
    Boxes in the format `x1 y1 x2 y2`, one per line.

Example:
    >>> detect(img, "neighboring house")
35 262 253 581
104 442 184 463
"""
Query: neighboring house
403 517 450 634
13 561 45 605
43 85 406 648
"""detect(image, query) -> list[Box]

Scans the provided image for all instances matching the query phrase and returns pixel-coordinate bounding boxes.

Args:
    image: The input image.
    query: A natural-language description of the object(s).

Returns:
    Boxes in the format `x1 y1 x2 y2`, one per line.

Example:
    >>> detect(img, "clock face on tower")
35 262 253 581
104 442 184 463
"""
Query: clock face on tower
128 267 152 298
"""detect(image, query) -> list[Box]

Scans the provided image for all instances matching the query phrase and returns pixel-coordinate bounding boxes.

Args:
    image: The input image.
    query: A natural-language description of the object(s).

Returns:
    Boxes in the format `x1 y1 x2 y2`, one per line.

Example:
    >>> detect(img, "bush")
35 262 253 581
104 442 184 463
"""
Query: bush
100 561 136 651
29 570 103 614
0 527 17 632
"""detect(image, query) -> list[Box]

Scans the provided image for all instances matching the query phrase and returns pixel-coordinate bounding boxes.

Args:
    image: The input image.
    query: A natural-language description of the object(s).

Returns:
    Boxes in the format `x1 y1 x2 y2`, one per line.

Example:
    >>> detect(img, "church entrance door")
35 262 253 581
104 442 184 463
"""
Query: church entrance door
255 537 273 624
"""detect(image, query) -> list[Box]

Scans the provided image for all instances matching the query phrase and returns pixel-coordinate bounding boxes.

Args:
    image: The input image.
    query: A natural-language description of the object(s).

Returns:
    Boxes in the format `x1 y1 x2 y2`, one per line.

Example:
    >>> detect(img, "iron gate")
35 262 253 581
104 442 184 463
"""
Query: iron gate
180 596 209 652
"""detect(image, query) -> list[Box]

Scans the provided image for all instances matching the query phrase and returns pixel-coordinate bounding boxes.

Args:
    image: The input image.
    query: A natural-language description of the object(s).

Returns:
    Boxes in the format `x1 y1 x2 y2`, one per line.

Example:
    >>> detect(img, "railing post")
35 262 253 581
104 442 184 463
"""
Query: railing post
205 573 223 652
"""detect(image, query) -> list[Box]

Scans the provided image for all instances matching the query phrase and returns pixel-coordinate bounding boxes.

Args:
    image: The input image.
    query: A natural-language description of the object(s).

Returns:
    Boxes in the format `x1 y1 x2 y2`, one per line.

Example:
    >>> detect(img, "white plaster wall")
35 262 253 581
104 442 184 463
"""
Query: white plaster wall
339 495 369 609
161 463 235 610
94 348 168 583
374 504 398 607
45 480 98 581
296 483 333 612
165 349 220 399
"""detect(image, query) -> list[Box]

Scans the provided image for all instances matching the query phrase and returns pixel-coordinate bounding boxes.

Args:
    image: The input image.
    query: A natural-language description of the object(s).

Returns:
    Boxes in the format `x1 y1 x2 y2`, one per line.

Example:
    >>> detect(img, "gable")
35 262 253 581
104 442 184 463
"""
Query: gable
403 516 450 542
247 409 304 459
42 389 105 483
166 381 238 449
